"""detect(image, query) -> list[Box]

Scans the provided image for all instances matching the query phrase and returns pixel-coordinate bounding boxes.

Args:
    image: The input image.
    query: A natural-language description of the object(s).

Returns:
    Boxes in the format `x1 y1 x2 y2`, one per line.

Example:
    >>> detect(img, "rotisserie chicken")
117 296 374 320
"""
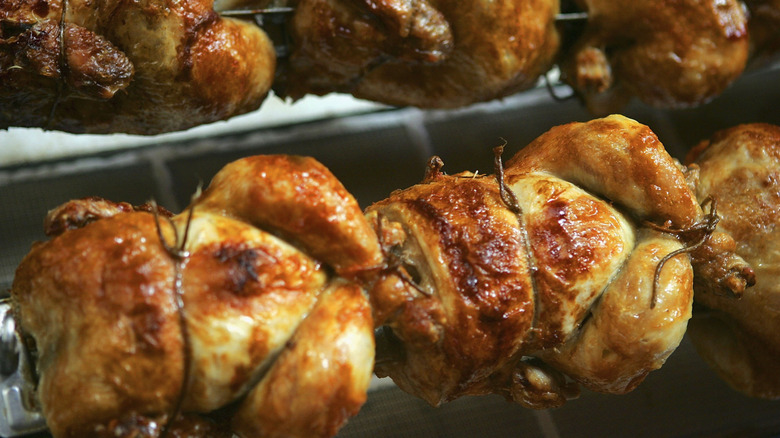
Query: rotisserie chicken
686 123 780 400
560 0 750 114
275 0 561 109
11 155 381 437
367 114 754 408
0 0 276 134
8 115 756 437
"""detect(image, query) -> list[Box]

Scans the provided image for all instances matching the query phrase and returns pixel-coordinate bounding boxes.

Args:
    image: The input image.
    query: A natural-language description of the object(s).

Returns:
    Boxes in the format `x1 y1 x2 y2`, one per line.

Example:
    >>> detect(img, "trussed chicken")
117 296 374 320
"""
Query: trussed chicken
560 0 750 114
368 115 754 407
11 156 380 437
686 123 780 400
0 0 275 134
276 0 561 108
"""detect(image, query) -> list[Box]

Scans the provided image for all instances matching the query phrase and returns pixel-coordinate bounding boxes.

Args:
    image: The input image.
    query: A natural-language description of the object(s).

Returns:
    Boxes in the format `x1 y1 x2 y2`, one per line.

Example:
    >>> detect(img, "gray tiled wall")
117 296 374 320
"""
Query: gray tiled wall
1 64 779 437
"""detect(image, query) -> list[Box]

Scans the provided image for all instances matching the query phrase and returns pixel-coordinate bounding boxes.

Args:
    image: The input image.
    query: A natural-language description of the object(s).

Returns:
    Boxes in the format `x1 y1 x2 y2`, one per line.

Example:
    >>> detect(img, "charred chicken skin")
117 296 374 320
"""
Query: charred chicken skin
0 0 276 134
9 116 755 436
686 123 780 400
560 0 750 114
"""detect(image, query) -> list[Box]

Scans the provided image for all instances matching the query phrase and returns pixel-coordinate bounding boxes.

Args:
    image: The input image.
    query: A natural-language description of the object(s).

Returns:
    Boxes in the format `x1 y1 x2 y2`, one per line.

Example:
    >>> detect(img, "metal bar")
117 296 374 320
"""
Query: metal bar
219 6 294 17
555 12 589 22
0 299 47 437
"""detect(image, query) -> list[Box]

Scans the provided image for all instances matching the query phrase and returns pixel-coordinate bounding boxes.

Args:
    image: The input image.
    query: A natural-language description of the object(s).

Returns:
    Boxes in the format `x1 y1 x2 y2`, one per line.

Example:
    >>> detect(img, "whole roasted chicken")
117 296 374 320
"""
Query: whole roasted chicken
0 0 275 134
276 0 561 108
8 115 755 436
11 156 382 437
560 0 750 114
686 123 780 399
367 114 754 407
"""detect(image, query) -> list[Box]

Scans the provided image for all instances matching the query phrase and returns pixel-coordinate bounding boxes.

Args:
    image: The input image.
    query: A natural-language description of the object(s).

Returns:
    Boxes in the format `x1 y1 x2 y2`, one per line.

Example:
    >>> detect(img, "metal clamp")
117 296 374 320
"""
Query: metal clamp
0 298 47 437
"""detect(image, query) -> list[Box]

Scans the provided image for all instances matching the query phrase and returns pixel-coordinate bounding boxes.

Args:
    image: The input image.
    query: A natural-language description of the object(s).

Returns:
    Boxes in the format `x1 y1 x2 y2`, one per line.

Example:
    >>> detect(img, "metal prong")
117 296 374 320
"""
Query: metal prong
219 6 294 17
555 12 589 22
0 298 47 437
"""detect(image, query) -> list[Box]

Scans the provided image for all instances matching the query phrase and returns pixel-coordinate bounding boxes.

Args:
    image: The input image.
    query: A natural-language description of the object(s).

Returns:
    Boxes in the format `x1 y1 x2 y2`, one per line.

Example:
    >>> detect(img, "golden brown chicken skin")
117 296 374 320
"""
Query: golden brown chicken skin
276 0 561 108
561 0 750 114
367 115 753 408
686 123 780 400
10 155 379 437
0 0 275 134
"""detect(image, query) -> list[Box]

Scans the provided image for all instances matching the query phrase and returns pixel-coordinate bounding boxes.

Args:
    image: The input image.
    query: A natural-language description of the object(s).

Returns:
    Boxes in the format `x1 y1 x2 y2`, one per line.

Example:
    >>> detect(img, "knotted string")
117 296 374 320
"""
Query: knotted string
644 197 720 309
151 200 195 438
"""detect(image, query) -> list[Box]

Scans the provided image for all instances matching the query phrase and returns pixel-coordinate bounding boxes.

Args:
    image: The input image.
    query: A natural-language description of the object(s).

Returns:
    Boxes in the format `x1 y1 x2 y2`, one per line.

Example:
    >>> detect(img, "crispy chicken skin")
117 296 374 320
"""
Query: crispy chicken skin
193 155 384 279
276 0 561 108
0 0 275 134
561 0 750 114
367 115 753 407
10 155 378 437
686 123 780 399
